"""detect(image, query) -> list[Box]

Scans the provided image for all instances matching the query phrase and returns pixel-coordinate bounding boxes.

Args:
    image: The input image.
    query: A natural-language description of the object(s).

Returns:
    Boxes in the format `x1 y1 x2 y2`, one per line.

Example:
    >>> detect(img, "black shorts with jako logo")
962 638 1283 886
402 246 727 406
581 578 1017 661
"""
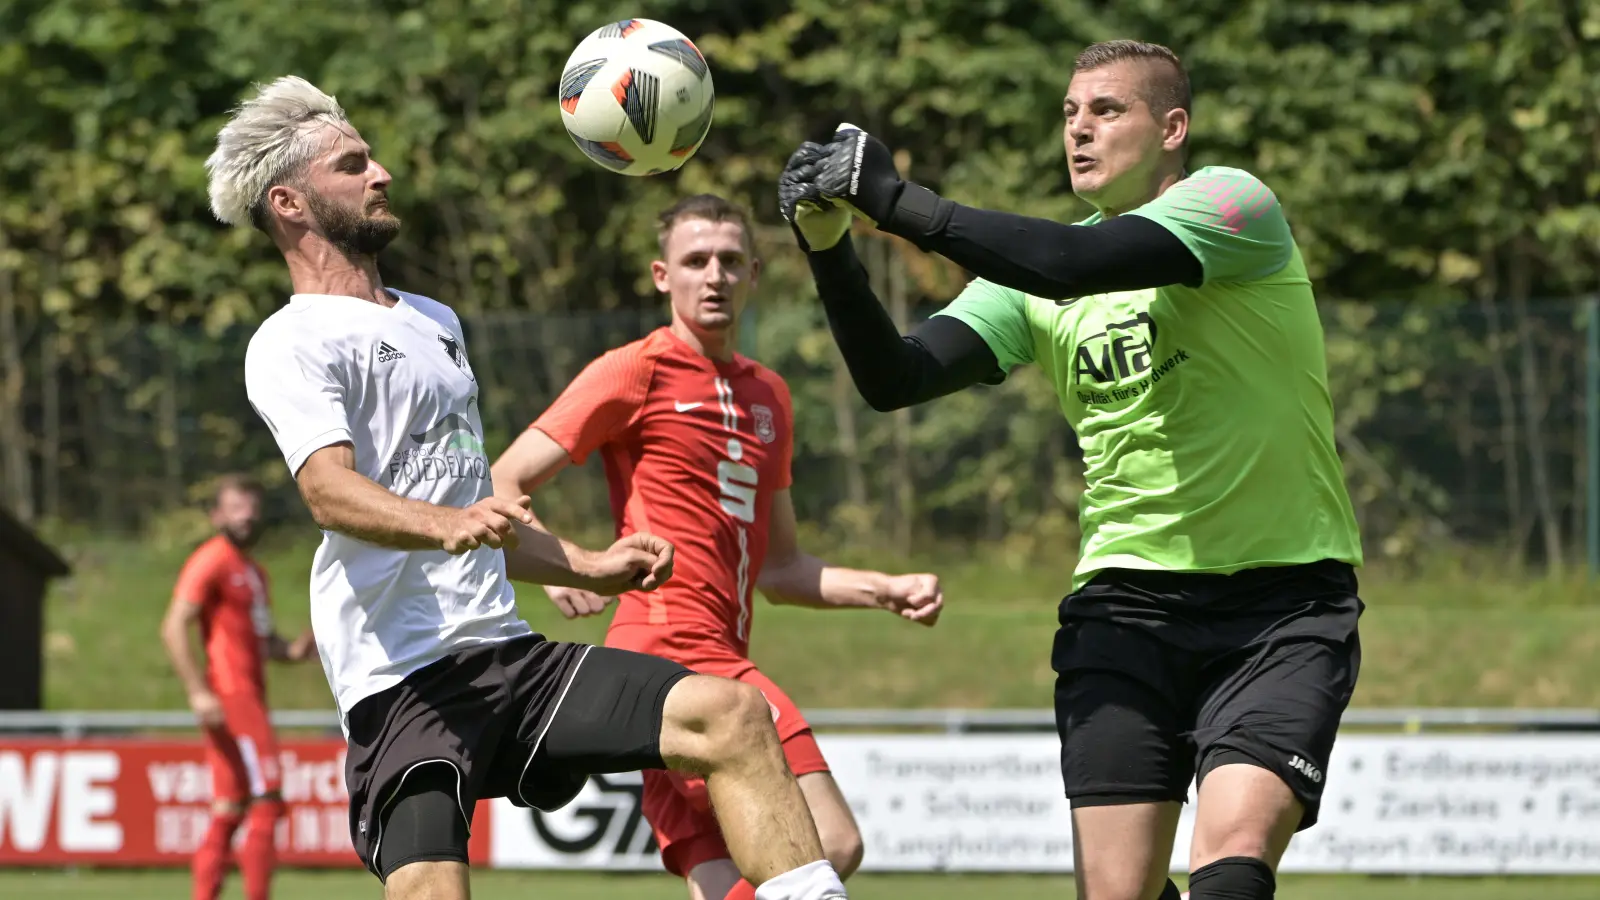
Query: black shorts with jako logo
1052 558 1363 831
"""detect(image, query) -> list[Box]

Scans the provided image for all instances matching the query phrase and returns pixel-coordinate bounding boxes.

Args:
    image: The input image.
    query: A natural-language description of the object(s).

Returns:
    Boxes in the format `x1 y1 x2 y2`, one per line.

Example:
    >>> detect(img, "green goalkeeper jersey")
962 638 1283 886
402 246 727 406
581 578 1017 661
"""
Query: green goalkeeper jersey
935 166 1363 591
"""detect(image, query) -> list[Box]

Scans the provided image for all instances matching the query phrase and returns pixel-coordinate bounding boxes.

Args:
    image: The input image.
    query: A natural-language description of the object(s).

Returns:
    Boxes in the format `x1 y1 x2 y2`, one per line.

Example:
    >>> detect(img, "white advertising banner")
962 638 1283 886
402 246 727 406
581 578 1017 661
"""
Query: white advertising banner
1281 733 1600 874
818 734 1095 872
487 732 1600 874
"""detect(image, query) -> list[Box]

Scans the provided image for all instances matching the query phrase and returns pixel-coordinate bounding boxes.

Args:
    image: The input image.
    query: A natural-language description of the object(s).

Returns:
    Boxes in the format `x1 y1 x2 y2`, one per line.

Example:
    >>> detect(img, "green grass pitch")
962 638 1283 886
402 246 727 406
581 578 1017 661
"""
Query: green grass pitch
4 870 1600 898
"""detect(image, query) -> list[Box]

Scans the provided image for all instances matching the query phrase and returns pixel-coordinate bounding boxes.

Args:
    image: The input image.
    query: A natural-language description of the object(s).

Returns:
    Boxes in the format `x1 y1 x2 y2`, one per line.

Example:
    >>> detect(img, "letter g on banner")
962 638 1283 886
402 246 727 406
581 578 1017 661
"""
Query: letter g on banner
524 774 659 867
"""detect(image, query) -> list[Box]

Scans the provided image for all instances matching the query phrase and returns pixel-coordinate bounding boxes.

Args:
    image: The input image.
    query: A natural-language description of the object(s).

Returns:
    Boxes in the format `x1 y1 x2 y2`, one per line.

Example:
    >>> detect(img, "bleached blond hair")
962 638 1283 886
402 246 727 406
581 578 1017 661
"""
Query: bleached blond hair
205 76 350 228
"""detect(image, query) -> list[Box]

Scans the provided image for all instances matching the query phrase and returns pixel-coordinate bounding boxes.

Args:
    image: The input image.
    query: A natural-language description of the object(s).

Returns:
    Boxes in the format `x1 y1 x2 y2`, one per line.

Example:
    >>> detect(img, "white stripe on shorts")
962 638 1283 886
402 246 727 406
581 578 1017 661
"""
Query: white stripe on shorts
236 736 267 798
515 644 593 810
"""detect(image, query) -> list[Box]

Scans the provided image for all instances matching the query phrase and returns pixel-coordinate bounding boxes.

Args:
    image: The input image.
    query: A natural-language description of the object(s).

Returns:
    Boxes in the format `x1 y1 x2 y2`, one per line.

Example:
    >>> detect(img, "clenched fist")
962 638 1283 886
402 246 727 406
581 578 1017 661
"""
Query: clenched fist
880 572 943 626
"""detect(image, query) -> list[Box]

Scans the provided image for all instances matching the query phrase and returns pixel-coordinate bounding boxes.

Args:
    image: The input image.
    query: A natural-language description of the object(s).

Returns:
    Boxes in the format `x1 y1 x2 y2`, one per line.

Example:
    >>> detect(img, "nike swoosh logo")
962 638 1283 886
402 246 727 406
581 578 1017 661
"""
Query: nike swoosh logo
674 401 703 412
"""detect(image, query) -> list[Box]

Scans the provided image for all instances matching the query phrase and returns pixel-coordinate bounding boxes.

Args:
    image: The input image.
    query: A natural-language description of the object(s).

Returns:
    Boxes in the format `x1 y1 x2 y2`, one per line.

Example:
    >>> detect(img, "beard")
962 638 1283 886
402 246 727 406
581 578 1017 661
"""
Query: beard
303 187 401 258
220 521 260 550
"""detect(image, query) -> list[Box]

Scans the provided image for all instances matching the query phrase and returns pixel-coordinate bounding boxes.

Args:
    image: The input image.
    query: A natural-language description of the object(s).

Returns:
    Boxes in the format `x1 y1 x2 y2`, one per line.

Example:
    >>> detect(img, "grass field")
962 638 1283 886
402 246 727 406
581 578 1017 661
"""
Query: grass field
5 870 1600 899
22 531 1600 897
39 530 1600 712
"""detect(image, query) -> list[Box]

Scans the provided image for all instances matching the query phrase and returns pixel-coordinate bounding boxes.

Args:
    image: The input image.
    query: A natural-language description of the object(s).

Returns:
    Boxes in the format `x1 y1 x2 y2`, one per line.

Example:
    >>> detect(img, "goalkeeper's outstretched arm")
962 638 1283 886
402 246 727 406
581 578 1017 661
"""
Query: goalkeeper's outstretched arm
806 233 1003 412
791 126 1203 301
796 211 1200 413
886 201 1201 300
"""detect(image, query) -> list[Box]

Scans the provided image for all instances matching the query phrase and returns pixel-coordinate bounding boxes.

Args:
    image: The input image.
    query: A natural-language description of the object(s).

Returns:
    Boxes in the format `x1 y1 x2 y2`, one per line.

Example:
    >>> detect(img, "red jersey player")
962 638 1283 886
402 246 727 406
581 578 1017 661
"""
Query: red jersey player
491 194 943 900
159 474 316 900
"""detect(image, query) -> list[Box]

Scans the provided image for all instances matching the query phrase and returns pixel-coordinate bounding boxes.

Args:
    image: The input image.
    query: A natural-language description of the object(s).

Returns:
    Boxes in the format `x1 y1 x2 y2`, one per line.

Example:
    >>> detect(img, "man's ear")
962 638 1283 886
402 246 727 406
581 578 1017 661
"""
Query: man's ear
1162 107 1189 154
266 184 306 225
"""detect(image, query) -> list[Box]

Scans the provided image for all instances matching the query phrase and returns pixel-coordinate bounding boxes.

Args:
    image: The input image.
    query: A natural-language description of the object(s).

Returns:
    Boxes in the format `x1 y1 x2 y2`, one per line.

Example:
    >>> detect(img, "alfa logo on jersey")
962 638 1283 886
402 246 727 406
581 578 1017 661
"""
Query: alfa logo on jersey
1073 312 1159 386
1071 311 1192 406
752 404 777 444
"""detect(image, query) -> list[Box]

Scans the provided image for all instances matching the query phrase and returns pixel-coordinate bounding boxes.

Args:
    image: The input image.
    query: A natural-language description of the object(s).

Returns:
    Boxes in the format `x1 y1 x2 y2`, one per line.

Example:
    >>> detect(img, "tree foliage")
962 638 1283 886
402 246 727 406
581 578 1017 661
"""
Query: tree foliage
1 0 1594 566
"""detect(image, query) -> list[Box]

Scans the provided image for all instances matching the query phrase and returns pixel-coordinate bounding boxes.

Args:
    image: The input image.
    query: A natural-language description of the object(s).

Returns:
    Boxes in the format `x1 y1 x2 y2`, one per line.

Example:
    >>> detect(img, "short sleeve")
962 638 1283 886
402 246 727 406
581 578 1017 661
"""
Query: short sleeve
531 347 654 465
244 324 354 477
1125 167 1293 284
173 544 221 608
931 278 1035 373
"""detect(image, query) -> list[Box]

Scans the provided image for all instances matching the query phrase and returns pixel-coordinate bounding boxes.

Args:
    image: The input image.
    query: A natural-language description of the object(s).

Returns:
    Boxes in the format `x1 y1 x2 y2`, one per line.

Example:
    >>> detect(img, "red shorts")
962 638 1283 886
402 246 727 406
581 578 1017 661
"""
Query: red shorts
202 693 282 803
642 662 828 876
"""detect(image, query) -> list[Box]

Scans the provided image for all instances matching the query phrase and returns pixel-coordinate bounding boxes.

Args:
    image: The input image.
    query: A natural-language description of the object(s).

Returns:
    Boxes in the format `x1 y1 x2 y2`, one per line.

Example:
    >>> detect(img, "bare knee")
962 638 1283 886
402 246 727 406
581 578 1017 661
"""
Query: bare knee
1192 818 1276 866
1190 763 1301 871
660 676 776 773
212 798 245 818
384 860 468 900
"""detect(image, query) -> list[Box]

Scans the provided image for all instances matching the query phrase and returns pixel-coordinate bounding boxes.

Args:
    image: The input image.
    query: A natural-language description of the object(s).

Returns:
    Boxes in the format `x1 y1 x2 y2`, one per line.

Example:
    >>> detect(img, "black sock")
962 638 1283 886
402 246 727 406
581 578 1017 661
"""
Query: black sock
1188 856 1274 900
1157 878 1184 900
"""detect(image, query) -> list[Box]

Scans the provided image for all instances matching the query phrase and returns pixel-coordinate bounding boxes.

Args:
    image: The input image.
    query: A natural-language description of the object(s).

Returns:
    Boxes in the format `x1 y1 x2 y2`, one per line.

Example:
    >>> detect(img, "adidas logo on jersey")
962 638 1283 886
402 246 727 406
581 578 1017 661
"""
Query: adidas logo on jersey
378 341 406 363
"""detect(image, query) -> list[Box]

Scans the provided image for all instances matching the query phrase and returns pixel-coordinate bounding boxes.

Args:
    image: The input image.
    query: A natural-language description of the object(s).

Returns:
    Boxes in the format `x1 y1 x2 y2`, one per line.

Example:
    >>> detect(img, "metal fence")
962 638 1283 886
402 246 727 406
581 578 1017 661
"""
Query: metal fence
1 299 1593 568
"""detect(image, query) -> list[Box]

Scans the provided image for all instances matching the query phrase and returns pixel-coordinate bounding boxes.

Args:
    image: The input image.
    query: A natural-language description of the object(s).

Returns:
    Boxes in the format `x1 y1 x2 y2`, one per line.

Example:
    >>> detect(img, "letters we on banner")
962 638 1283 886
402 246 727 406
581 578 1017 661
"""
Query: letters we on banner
0 739 359 867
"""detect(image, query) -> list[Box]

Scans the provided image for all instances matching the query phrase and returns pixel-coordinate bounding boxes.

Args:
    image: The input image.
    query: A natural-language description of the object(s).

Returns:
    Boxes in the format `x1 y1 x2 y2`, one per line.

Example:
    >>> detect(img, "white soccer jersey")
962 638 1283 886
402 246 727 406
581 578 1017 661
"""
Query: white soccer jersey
244 289 532 728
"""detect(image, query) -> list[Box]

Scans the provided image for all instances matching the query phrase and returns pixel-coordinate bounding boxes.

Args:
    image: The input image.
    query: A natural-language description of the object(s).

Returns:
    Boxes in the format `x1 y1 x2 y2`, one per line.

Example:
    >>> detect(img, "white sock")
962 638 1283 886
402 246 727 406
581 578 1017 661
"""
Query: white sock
753 860 847 900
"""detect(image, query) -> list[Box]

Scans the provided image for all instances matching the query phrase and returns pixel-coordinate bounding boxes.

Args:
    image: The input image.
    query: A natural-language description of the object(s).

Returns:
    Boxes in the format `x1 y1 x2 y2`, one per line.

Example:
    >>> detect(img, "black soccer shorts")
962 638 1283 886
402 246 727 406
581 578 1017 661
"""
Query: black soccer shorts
341 634 693 880
1051 558 1363 830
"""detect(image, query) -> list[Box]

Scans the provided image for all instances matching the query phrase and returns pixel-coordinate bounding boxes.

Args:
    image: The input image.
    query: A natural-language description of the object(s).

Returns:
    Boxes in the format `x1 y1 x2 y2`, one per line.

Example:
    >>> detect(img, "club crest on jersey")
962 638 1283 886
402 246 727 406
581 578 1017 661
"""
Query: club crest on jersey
438 334 474 379
752 404 777 444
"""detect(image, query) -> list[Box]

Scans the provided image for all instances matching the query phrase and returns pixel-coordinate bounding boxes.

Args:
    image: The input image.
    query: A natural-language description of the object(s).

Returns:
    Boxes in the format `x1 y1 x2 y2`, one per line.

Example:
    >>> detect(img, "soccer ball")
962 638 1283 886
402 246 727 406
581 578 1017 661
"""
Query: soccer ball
558 18 715 176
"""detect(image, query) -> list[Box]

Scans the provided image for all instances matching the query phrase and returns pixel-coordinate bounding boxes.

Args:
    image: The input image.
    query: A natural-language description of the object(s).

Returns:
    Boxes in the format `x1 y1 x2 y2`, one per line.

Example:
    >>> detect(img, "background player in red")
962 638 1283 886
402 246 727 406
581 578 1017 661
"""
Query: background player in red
159 474 316 900
491 194 944 900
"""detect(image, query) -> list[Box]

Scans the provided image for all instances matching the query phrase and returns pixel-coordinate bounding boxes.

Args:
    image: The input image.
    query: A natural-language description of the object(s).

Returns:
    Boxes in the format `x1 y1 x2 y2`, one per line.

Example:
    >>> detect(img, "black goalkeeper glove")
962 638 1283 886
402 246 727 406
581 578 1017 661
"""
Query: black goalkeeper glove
779 141 852 252
780 123 952 244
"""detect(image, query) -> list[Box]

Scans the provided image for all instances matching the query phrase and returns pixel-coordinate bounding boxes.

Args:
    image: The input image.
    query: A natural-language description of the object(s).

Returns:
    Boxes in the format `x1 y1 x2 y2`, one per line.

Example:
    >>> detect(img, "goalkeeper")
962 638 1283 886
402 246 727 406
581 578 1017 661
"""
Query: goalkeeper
778 40 1364 900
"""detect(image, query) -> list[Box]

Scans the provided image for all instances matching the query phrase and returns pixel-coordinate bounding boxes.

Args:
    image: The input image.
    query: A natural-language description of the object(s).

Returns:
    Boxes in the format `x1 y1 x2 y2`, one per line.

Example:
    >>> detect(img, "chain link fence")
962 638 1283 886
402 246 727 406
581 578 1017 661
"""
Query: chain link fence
1 299 1591 569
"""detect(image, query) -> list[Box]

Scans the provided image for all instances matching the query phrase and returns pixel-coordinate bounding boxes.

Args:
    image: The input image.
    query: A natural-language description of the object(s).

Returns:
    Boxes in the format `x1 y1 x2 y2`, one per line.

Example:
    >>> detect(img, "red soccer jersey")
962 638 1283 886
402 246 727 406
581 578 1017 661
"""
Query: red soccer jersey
174 535 272 700
532 327 794 661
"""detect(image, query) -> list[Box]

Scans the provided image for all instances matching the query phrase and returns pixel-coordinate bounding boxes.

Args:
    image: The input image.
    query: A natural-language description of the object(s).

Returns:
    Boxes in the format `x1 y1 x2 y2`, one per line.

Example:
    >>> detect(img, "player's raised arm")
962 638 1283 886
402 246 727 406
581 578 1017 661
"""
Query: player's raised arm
776 172 1004 412
781 125 1204 300
757 490 942 626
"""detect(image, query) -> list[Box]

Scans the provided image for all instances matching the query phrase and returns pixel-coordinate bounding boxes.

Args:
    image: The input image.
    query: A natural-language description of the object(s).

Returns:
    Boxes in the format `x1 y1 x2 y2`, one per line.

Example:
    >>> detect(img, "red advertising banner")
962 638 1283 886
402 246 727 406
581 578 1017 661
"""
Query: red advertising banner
0 738 361 867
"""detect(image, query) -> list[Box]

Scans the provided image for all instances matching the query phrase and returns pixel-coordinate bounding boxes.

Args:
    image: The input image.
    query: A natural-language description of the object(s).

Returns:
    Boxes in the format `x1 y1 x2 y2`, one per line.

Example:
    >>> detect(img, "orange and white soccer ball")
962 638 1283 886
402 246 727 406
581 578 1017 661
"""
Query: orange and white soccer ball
558 18 715 176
